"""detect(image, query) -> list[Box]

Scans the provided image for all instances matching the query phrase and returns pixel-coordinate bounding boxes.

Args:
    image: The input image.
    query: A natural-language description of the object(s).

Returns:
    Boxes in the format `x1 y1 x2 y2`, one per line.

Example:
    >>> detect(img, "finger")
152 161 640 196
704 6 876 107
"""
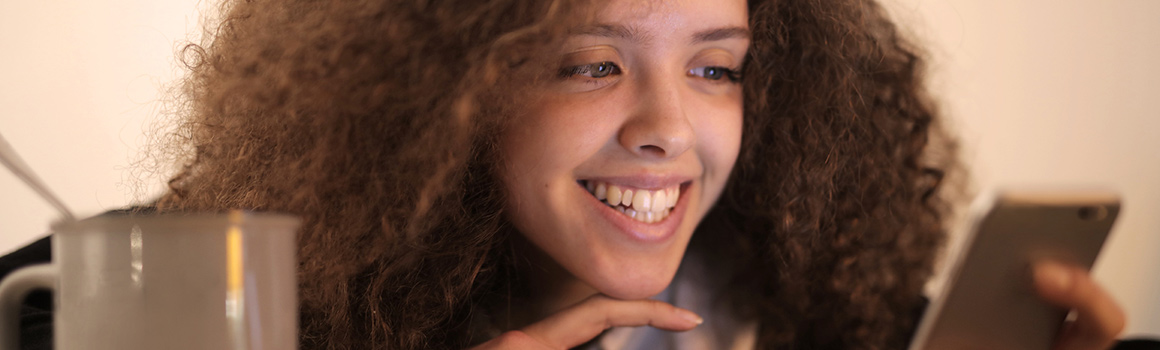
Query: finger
469 331 546 350
521 294 703 349
1033 262 1126 350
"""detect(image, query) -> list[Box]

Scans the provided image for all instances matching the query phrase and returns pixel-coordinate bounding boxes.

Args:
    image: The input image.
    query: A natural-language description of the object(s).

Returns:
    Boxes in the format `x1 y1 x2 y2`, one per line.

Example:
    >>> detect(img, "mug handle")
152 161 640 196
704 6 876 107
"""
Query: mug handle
0 264 56 350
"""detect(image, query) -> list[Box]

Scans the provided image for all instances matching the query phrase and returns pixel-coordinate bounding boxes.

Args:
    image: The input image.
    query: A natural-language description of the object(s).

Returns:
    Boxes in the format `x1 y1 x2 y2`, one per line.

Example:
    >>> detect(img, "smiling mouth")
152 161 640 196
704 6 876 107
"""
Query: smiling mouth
577 180 688 224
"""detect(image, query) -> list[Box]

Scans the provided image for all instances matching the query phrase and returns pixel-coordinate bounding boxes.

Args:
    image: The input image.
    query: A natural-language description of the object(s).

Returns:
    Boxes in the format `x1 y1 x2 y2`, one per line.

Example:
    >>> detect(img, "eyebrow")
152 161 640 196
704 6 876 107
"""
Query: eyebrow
573 24 650 42
573 24 751 44
691 26 751 43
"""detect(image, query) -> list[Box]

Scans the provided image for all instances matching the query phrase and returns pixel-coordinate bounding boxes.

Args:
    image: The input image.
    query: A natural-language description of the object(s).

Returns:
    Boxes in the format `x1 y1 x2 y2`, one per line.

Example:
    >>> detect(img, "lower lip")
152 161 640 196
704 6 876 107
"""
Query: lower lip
580 182 691 244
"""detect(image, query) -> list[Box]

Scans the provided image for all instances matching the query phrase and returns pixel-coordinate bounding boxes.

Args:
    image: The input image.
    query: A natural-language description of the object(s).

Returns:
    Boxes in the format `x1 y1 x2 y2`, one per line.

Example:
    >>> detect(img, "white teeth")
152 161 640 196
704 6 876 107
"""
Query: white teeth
607 185 622 207
584 180 682 224
632 190 651 212
652 191 666 213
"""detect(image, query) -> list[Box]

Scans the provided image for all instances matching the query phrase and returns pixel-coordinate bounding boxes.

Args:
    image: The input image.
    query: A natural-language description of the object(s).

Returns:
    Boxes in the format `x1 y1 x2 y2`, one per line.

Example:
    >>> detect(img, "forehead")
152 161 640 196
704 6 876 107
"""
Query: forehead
586 0 749 31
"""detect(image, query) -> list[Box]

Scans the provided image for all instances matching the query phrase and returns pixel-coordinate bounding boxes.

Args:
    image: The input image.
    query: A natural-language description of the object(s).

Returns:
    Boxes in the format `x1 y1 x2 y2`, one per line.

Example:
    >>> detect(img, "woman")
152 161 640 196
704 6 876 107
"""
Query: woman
144 0 1125 348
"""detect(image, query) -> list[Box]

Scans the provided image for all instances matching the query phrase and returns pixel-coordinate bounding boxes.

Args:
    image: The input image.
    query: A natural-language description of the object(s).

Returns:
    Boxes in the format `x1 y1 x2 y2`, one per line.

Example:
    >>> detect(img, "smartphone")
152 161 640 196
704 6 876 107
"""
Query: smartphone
907 189 1120 350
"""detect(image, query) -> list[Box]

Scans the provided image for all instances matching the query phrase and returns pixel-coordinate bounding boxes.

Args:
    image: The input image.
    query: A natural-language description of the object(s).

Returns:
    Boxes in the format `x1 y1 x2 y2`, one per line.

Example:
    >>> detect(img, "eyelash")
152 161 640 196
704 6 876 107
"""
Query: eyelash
558 61 622 79
688 66 743 83
559 61 742 84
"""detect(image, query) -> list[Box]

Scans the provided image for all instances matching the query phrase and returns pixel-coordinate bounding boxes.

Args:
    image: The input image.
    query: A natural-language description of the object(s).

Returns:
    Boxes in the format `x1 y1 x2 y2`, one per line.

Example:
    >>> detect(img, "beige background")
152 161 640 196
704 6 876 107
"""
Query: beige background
1 0 1157 338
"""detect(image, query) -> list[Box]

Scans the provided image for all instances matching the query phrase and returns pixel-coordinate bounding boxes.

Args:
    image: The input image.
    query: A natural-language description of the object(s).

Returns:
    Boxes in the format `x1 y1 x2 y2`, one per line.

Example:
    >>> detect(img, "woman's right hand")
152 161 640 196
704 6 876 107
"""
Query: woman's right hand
470 294 704 349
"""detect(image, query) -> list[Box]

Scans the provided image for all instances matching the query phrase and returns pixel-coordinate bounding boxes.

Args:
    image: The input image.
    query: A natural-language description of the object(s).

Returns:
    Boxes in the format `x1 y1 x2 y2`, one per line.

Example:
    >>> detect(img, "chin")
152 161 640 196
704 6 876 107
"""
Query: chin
587 263 679 300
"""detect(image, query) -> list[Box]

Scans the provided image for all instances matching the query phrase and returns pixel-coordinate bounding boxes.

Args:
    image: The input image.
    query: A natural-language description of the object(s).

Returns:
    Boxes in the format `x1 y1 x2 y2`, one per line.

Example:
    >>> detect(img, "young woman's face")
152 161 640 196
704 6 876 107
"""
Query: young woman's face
499 0 748 299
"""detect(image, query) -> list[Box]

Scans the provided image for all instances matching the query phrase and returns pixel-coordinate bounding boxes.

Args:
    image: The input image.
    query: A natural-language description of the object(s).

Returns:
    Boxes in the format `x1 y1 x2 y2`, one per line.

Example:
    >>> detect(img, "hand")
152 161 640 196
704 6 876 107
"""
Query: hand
470 294 703 349
1033 261 1126 350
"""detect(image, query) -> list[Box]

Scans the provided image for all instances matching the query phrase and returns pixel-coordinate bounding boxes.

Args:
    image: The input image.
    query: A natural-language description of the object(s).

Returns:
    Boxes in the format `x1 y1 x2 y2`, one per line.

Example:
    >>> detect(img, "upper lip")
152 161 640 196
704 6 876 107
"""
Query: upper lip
578 174 694 190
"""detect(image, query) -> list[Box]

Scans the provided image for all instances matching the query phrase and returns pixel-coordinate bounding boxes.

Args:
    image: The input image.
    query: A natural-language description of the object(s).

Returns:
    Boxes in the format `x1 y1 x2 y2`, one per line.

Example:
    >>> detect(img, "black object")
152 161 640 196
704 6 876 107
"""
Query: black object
0 235 52 350
1117 339 1160 350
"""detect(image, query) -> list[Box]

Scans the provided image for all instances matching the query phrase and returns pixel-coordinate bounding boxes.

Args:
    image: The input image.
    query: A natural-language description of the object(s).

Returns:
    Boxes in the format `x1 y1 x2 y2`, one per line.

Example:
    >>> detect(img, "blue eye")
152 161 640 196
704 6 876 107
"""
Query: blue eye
559 61 622 79
689 66 741 82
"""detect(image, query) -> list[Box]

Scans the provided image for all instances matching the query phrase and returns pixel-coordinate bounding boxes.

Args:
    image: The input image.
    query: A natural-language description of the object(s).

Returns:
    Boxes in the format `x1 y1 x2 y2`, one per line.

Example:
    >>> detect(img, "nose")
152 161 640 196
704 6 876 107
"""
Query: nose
617 77 695 159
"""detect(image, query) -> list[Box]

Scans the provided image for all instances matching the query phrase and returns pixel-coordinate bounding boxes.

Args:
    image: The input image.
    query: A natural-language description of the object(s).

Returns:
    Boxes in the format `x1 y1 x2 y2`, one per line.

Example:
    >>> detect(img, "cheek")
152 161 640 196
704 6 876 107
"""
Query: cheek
496 94 615 217
692 93 744 190
499 93 623 179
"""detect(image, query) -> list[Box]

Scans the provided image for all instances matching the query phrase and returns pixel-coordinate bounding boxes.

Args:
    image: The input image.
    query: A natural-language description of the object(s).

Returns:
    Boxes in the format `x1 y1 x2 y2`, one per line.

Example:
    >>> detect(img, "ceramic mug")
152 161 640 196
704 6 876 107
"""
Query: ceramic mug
0 211 300 350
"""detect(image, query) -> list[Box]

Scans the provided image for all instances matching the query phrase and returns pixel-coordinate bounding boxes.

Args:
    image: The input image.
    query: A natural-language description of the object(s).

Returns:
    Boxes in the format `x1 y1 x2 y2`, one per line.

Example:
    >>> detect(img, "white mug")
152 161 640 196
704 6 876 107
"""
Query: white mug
0 211 300 350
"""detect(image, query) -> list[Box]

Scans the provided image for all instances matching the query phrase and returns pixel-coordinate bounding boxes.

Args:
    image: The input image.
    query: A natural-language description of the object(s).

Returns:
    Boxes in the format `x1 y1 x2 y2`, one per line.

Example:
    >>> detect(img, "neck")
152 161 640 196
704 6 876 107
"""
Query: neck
503 234 599 329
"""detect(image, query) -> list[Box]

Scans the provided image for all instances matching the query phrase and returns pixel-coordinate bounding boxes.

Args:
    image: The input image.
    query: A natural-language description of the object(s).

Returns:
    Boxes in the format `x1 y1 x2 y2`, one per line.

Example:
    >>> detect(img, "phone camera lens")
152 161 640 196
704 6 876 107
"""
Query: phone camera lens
1077 206 1108 221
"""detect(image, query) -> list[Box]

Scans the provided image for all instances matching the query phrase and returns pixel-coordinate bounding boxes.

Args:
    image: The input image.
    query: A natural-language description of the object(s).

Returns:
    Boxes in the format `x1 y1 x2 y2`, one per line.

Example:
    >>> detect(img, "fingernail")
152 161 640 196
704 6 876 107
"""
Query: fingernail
678 308 703 325
1034 262 1073 291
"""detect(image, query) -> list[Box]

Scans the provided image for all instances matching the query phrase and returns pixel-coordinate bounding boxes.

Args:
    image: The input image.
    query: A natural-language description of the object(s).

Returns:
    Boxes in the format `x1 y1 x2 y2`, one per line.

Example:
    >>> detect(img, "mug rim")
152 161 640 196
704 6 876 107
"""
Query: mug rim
51 210 301 232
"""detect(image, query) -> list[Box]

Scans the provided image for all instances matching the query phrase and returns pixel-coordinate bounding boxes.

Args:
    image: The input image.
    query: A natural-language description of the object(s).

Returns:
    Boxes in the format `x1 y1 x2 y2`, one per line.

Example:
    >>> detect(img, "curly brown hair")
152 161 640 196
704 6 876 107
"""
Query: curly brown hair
155 0 956 348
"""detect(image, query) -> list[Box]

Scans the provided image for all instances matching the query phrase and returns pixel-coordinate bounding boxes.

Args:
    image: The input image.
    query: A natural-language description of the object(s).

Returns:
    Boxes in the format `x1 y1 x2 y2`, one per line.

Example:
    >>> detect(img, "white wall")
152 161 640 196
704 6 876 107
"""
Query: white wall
1 0 1157 339
0 0 200 246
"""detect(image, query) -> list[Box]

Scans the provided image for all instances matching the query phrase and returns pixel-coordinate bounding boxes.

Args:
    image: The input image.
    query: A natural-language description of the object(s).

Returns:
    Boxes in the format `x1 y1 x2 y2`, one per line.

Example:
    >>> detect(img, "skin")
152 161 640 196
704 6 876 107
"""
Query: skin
498 0 748 311
1034 261 1127 350
482 0 1126 348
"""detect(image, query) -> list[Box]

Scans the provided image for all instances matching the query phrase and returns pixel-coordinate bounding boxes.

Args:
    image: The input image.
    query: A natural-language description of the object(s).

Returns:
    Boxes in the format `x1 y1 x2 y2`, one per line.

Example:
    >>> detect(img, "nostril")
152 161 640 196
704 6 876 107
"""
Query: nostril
638 145 666 157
